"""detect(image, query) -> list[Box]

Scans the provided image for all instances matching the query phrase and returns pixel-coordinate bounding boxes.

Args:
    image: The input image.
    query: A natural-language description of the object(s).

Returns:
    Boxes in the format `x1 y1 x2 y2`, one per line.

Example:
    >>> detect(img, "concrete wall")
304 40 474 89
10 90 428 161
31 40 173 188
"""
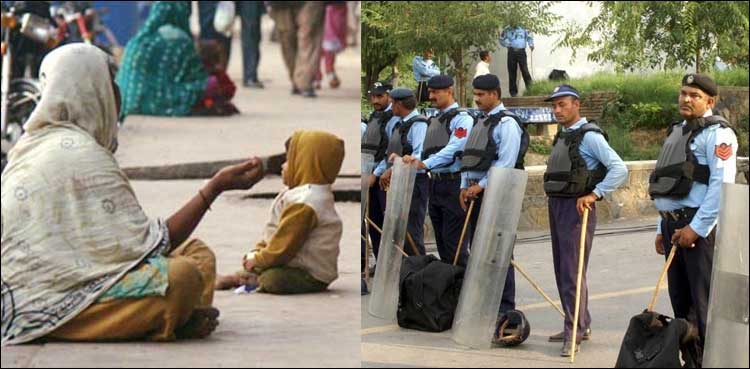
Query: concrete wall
517 159 749 230
519 161 658 230
716 86 750 127
422 159 748 242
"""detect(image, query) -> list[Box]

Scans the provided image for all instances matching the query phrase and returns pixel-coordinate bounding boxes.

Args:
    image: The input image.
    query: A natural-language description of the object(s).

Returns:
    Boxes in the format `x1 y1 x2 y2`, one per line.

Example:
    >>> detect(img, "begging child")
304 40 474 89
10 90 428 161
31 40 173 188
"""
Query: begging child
216 130 345 294
193 40 239 116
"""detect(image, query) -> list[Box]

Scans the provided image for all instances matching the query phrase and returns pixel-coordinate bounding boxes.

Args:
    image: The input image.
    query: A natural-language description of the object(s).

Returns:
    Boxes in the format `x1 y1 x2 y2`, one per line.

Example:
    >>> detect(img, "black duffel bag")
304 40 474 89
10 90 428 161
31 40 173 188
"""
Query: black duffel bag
397 255 465 332
615 310 700 368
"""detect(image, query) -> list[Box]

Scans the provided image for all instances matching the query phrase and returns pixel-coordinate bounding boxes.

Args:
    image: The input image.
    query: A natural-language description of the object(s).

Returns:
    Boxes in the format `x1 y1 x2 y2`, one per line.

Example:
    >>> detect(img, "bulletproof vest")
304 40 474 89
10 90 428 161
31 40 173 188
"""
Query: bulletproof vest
461 110 530 172
361 109 394 162
385 115 429 163
648 115 731 199
423 108 467 162
544 122 609 198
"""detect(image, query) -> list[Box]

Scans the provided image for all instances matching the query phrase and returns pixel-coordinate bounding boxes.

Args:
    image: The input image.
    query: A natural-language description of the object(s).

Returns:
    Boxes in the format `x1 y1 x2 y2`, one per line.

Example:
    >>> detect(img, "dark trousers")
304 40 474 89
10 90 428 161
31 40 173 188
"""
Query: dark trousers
415 82 430 104
507 48 532 97
661 216 715 348
238 1 264 82
365 179 387 260
362 174 428 270
428 177 470 266
199 1 232 66
548 197 596 341
466 192 516 313
406 174 429 256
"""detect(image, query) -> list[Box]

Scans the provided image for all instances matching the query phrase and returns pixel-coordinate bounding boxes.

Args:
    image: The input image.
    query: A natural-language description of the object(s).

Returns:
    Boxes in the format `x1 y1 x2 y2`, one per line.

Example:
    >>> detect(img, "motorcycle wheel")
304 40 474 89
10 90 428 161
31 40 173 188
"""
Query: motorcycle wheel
5 78 41 144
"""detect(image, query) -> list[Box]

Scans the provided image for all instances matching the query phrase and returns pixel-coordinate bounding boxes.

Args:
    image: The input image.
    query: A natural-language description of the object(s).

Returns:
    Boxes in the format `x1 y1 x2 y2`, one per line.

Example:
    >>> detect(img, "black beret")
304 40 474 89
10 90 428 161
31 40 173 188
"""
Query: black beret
389 87 414 100
682 73 718 97
368 81 393 95
427 75 454 89
472 74 500 90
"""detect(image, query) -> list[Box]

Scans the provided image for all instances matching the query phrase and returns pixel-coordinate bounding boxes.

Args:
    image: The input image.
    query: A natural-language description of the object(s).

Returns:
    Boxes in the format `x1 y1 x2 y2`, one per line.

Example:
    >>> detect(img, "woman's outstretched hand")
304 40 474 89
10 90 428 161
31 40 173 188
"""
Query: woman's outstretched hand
168 157 265 249
212 157 264 193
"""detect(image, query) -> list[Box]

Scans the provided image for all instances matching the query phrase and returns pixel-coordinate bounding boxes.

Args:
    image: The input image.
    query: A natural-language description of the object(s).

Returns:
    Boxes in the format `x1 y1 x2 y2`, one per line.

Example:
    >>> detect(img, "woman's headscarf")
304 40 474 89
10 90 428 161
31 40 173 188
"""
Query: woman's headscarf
1 43 168 345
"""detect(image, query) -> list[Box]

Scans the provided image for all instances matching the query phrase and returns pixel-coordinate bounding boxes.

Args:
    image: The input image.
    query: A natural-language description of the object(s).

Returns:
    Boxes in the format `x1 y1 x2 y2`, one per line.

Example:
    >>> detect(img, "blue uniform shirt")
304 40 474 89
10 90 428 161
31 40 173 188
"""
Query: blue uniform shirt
461 103 522 189
412 56 441 82
373 108 427 176
563 118 628 199
423 102 474 173
654 109 738 238
500 26 534 49
372 104 401 177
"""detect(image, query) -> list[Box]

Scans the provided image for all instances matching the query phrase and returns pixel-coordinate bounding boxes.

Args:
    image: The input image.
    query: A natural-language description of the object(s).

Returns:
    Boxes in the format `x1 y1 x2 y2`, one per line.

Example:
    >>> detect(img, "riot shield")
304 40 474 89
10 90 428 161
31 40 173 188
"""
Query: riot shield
368 159 417 321
361 153 376 221
704 183 749 368
452 167 528 349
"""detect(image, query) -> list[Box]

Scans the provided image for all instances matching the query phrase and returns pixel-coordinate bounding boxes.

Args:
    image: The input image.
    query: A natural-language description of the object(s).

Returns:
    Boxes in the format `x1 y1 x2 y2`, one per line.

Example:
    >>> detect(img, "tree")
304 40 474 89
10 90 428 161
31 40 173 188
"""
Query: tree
361 2 399 97
363 1 559 104
557 1 750 73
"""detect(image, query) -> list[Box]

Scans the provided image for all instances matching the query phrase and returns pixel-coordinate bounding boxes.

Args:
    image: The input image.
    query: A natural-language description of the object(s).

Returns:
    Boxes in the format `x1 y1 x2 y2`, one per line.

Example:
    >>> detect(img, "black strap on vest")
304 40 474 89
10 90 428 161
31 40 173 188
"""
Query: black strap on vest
396 115 429 156
361 109 394 162
545 122 608 196
650 115 732 187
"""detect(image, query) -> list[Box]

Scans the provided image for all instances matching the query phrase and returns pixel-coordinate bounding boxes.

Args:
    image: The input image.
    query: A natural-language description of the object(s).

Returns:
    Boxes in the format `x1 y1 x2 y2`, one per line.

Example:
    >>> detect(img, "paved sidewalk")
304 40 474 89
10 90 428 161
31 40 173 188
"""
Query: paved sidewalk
2 12 362 368
362 219 677 368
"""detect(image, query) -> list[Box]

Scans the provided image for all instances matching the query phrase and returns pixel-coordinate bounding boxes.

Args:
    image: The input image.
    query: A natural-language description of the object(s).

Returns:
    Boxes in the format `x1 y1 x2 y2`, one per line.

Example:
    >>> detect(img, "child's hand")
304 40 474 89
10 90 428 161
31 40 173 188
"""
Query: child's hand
243 252 257 272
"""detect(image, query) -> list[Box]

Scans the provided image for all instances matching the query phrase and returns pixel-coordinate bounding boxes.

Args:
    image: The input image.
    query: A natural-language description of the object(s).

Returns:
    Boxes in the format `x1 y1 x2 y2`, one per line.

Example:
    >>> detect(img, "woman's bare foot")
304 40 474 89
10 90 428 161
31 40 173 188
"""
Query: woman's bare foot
176 307 220 339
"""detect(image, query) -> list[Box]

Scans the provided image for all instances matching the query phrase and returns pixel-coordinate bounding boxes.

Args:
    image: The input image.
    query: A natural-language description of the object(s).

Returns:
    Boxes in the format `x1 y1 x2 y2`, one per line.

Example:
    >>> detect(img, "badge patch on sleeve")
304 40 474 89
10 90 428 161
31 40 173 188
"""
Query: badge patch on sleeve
454 127 467 138
715 143 733 160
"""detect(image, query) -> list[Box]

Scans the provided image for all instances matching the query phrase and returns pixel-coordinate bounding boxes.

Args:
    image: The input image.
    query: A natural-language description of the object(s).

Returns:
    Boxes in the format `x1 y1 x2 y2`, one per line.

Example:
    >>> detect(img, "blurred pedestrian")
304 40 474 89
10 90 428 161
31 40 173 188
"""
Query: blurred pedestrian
268 1 325 98
412 50 440 104
117 1 207 117
314 1 348 90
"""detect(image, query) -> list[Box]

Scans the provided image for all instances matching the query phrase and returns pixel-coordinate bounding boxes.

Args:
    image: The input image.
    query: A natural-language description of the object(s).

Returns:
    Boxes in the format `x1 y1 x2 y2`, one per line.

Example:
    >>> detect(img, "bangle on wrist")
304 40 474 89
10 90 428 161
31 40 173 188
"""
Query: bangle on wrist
198 189 212 211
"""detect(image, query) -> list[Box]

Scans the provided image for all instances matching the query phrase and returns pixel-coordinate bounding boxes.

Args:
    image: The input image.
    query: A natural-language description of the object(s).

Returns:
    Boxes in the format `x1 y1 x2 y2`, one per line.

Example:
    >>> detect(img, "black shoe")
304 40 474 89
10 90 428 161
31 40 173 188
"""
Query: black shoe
561 340 581 357
549 328 591 342
291 86 302 95
361 279 369 295
243 79 265 89
302 89 317 98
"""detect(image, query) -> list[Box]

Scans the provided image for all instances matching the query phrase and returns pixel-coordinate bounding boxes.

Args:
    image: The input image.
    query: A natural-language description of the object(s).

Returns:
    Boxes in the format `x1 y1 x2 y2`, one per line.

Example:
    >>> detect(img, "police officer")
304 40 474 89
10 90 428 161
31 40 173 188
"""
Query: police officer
402 75 474 266
500 24 534 97
362 81 400 266
459 74 529 318
543 84 628 356
412 49 441 104
378 88 429 255
650 74 737 363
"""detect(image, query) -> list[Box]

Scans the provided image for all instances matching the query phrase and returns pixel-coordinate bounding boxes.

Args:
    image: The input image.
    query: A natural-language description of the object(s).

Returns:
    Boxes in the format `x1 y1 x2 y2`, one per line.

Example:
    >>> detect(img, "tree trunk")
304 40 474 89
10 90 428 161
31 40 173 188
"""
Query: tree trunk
390 63 399 86
696 46 701 74
451 47 466 106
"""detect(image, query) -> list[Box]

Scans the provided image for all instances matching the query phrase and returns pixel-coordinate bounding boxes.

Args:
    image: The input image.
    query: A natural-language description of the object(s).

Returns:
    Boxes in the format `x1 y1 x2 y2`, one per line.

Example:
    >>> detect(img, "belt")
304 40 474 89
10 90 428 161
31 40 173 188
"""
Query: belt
658 207 699 222
510 47 526 52
429 171 461 181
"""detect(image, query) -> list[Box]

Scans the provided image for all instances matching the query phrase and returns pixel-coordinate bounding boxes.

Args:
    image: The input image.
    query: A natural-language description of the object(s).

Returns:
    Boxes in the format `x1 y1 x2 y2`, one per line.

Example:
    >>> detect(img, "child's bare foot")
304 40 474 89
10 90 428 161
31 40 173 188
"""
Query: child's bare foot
215 274 241 290
214 272 258 290
176 307 220 339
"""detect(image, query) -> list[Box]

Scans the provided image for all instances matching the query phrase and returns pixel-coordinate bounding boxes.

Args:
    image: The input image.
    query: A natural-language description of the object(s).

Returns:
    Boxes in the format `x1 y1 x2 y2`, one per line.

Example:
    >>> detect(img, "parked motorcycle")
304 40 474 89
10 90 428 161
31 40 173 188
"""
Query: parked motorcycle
51 2 120 57
1 6 55 172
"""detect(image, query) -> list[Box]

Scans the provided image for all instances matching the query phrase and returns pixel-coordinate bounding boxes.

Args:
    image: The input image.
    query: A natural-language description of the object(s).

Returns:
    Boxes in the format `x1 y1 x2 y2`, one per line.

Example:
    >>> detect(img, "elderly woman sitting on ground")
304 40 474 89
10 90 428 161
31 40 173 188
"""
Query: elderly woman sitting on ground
1 43 263 345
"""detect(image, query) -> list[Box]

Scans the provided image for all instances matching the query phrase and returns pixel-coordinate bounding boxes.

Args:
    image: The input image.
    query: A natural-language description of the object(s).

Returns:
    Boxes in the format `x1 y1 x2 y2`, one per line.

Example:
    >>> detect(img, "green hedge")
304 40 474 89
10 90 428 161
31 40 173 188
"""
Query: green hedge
525 69 749 130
